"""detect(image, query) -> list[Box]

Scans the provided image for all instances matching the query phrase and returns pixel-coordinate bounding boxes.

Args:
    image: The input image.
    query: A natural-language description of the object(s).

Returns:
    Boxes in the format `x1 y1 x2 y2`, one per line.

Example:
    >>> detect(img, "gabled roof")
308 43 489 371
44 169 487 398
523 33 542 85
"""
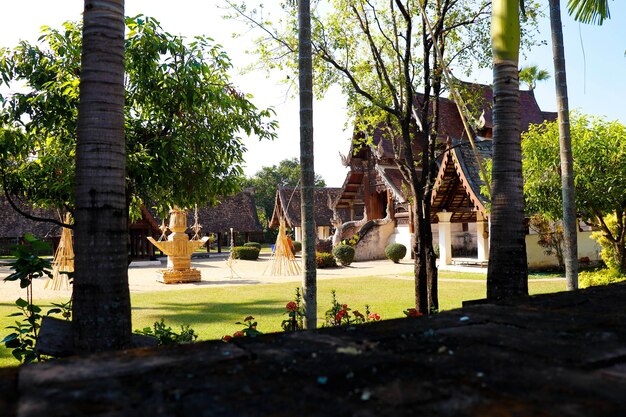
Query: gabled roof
269 187 342 229
0 195 62 238
430 139 491 223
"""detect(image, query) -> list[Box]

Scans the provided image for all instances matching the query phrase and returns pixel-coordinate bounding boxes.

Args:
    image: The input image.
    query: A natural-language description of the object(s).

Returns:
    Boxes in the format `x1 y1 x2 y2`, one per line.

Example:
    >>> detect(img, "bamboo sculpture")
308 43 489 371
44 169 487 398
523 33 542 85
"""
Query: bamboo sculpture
46 213 73 290
266 217 301 276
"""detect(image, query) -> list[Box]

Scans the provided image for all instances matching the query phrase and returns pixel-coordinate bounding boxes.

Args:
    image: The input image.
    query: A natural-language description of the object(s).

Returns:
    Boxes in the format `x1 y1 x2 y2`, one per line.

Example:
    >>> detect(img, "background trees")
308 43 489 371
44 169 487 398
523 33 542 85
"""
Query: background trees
0 16 277 217
523 113 626 275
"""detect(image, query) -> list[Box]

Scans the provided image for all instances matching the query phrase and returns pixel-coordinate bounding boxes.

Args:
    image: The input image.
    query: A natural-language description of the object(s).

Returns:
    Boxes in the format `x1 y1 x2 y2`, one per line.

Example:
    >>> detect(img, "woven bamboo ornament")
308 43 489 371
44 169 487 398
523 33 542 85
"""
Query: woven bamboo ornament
46 213 73 291
265 217 301 276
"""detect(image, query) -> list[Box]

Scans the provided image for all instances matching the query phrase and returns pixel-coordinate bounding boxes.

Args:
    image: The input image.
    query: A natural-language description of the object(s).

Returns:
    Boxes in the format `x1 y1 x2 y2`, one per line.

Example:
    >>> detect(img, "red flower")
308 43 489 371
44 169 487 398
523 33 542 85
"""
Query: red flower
335 310 346 322
286 301 298 311
342 304 348 310
233 331 245 338
405 308 423 317
222 335 232 342
368 313 381 321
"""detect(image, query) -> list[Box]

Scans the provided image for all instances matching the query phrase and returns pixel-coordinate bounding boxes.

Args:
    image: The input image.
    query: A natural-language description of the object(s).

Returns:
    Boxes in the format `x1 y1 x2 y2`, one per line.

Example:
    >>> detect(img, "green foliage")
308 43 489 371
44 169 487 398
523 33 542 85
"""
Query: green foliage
1 235 58 364
523 113 626 221
292 241 302 253
231 246 260 260
134 319 198 345
0 16 277 215
385 243 407 263
590 213 626 273
243 242 262 250
315 252 337 269
244 158 325 224
579 268 625 289
332 244 355 266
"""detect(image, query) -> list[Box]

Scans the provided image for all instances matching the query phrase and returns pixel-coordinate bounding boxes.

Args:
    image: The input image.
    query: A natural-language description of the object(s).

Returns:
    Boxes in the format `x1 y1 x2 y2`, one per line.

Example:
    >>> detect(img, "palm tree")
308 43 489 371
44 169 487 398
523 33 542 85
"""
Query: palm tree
519 65 550 91
73 0 132 351
297 0 317 329
549 0 612 291
487 0 529 301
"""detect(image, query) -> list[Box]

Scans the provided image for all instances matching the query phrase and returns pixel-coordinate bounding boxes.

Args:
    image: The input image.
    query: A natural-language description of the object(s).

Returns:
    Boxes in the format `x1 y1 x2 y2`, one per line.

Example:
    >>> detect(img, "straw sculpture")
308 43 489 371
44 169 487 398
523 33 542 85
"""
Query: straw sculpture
266 217 301 276
46 213 73 290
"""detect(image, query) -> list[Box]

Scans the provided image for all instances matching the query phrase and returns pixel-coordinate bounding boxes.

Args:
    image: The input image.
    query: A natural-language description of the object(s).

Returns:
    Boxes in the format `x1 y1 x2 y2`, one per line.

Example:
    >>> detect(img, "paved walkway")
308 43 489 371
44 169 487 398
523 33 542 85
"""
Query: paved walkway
0 254 497 302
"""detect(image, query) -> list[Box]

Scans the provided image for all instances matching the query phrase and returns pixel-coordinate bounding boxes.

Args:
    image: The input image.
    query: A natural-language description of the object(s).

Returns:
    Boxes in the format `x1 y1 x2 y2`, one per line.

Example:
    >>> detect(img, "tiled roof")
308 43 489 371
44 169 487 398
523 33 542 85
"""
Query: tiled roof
269 187 342 229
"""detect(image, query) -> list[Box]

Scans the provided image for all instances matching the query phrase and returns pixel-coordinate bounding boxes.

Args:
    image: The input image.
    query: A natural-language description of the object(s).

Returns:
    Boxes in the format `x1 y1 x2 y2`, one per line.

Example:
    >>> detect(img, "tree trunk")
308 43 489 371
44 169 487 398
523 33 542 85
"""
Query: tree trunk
549 0 579 290
298 0 317 329
487 0 529 301
73 0 132 352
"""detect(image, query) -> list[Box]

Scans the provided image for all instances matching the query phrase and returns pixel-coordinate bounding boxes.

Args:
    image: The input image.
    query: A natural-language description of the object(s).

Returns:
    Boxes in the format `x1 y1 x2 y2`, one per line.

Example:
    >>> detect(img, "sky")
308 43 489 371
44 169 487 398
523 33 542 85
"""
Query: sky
1 1 625 187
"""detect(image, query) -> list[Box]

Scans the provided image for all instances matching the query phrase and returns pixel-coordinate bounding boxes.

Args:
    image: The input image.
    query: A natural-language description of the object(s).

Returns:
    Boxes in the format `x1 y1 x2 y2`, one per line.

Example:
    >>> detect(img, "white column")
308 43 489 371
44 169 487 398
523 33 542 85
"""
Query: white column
476 211 490 261
437 212 453 266
295 226 303 242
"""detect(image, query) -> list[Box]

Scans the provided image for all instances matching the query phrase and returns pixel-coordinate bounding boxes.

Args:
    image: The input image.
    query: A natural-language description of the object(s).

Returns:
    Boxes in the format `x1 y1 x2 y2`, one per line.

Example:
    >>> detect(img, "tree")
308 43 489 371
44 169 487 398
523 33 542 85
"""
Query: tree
297 0 318 329
548 0 612 291
519 65 550 90
523 113 626 275
0 17 277 218
487 0 528 301
72 0 130 352
245 158 325 225
228 0 541 313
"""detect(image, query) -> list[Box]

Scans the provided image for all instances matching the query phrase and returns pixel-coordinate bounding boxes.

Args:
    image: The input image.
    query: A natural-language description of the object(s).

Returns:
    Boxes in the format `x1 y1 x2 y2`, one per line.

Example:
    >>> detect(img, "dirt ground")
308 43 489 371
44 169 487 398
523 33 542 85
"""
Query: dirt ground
0 254 427 302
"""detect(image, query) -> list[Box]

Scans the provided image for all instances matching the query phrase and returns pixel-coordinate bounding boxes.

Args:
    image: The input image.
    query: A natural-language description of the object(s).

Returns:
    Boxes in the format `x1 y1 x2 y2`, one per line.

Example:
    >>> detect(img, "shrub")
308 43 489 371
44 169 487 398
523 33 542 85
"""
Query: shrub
135 319 198 345
579 268 626 288
332 244 355 266
292 241 302 253
243 242 261 250
316 252 337 268
231 246 260 260
316 240 332 253
385 243 407 263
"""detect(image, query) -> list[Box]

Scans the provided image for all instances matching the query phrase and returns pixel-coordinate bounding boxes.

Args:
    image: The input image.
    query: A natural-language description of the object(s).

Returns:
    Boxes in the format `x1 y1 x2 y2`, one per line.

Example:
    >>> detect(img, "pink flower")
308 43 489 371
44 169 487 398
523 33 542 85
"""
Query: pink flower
286 301 298 311
233 331 245 338
368 313 381 321
222 335 232 342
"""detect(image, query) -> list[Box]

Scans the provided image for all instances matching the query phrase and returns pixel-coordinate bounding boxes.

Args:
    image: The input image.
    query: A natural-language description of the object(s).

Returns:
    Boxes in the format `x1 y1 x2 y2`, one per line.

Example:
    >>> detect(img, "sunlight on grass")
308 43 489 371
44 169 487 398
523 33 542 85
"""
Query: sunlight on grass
0 276 565 368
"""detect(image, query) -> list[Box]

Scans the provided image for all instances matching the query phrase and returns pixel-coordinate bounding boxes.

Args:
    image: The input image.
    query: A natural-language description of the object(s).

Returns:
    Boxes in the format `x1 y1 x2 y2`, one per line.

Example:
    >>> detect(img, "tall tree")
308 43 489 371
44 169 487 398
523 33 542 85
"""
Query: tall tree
298 0 318 329
487 0 528 301
548 0 612 291
549 0 578 291
73 0 131 351
0 18 277 219
519 65 550 90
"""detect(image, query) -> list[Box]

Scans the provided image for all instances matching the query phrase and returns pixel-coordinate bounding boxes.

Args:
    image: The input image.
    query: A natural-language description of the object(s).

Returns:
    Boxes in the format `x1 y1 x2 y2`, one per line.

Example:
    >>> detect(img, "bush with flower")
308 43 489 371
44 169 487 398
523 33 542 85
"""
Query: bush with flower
324 289 381 327
403 308 424 318
221 315 263 342
281 288 305 332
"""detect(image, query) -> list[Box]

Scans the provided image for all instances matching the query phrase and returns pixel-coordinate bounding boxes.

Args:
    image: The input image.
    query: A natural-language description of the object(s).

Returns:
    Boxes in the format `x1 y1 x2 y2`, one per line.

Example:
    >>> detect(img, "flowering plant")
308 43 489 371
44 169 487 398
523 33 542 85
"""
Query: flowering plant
221 315 263 342
403 308 423 317
281 288 304 332
324 290 381 327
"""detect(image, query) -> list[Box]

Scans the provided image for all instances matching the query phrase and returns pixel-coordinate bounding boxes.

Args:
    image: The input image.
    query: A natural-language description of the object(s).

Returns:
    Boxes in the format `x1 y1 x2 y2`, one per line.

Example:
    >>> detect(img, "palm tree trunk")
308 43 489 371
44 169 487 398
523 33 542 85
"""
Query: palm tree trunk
298 0 317 329
73 0 132 352
487 0 529 301
549 0 578 290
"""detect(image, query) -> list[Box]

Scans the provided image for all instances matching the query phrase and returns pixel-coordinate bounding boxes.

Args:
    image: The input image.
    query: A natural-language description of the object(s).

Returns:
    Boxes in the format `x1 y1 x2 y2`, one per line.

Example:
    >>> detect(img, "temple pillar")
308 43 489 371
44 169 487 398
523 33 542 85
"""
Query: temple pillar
476 212 490 262
437 211 453 266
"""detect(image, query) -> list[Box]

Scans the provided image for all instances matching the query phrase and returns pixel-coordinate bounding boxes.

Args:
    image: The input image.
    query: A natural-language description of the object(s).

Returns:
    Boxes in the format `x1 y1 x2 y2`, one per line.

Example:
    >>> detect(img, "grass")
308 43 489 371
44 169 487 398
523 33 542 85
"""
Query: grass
0 275 565 368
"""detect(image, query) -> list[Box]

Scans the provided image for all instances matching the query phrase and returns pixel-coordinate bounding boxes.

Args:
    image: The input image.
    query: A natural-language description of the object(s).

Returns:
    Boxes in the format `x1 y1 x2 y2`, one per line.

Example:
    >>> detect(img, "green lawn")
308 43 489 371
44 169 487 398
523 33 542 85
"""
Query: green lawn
0 276 565 368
